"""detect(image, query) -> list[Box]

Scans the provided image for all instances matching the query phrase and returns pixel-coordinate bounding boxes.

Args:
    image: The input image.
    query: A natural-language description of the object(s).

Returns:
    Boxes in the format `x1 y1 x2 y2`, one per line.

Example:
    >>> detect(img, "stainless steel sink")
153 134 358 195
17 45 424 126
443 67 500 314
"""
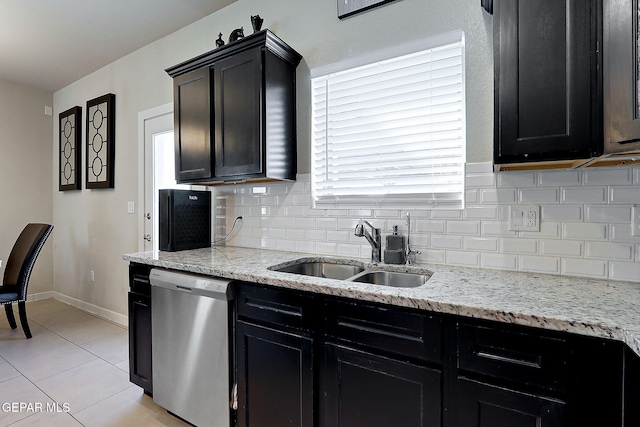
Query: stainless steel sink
273 262 365 280
349 270 429 288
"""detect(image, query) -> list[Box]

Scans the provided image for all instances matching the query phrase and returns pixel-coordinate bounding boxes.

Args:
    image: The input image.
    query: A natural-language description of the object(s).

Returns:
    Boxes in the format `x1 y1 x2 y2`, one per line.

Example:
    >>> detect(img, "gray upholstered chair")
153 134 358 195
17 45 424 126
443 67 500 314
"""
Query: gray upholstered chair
0 223 53 339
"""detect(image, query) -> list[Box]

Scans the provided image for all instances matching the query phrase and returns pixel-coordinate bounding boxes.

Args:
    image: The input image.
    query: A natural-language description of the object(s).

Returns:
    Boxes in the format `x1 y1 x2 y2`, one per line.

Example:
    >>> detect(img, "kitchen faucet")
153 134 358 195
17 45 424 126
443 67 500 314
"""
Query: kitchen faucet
355 220 381 263
405 212 420 265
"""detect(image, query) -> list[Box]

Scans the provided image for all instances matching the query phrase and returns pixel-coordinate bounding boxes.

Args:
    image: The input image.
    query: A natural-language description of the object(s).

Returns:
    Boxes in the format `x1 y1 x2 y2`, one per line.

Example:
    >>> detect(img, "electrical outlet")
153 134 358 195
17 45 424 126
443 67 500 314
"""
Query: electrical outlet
509 205 540 231
127 201 135 214
633 205 640 237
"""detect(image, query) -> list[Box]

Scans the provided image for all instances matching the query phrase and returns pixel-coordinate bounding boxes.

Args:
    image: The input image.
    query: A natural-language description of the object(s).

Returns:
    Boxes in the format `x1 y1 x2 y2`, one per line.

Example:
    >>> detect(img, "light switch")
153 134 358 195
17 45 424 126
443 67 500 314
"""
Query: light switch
127 201 135 214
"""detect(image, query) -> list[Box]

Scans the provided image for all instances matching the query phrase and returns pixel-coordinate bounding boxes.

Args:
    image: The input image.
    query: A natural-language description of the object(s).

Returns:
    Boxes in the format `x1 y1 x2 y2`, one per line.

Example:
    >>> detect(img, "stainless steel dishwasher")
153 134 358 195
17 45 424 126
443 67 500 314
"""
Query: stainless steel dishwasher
149 268 234 427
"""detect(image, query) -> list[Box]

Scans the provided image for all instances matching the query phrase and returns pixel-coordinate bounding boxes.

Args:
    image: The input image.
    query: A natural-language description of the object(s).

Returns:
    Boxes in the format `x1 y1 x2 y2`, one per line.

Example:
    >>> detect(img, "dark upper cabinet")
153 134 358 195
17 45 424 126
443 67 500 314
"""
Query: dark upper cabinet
173 68 211 182
603 0 640 154
166 30 301 184
493 0 601 166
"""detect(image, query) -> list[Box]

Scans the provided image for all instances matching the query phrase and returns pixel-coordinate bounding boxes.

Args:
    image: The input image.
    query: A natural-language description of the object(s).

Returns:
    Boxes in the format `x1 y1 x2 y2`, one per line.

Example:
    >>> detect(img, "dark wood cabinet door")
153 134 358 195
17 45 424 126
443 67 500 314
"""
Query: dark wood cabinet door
604 0 640 153
128 292 152 395
320 343 441 427
236 321 314 427
213 47 263 179
456 378 565 427
494 0 600 164
173 68 212 182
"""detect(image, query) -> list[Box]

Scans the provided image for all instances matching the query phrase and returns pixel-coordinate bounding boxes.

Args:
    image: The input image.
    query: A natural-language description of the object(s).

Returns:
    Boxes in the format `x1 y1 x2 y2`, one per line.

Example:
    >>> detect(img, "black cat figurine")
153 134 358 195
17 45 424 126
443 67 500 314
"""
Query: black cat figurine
251 15 263 33
228 27 244 43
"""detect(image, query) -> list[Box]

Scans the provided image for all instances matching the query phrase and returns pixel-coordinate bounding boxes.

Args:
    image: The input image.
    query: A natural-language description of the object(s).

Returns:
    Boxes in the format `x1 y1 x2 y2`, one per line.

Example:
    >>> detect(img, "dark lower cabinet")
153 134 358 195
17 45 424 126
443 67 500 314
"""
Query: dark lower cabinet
321 343 441 427
235 322 314 427
456 378 565 427
226 281 640 427
128 263 152 396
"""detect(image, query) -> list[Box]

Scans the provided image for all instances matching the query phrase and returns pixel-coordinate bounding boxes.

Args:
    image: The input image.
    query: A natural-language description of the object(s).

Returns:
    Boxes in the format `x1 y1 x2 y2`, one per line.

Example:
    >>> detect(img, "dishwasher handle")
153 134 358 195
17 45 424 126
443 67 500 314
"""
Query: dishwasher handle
149 268 234 300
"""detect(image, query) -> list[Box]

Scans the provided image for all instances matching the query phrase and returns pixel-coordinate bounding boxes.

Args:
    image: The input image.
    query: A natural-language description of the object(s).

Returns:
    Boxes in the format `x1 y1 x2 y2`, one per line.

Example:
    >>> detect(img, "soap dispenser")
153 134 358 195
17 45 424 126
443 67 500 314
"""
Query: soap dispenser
384 225 406 264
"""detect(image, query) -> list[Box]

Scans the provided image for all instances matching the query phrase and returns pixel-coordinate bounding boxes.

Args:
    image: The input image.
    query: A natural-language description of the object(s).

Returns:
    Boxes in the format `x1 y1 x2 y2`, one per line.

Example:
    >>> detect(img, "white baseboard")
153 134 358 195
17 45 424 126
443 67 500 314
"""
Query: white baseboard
26 291 128 328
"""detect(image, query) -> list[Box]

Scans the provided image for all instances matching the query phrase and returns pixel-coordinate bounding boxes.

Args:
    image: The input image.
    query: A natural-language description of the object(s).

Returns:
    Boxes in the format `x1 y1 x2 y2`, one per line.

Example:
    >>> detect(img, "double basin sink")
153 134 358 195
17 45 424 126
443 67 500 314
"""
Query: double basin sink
270 259 431 288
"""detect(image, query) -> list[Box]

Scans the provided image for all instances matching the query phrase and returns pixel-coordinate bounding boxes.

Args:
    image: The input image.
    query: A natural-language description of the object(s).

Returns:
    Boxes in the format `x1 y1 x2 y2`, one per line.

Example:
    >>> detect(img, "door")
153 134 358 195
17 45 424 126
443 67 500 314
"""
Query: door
139 104 187 252
236 321 314 427
456 378 565 427
493 0 600 163
604 0 640 152
213 46 263 179
320 343 442 427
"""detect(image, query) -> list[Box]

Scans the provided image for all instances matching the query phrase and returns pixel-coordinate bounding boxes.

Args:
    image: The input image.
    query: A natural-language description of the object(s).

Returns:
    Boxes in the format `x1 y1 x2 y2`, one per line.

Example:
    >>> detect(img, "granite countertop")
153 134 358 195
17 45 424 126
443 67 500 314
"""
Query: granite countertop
123 246 640 357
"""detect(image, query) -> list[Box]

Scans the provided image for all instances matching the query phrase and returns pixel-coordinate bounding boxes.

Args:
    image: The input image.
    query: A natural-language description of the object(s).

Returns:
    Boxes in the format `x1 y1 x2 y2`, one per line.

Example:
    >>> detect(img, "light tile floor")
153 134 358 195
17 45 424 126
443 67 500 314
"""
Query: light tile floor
0 299 186 426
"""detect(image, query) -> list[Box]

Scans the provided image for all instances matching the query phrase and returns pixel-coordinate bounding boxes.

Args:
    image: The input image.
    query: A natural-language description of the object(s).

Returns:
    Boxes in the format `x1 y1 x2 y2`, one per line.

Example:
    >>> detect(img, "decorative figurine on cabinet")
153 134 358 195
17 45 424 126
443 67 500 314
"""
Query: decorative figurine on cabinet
228 27 244 43
215 33 225 48
251 15 263 33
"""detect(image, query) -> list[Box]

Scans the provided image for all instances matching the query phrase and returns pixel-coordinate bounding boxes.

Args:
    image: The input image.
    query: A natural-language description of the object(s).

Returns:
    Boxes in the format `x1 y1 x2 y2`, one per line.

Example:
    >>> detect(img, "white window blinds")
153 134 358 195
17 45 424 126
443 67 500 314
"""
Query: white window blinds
311 32 466 210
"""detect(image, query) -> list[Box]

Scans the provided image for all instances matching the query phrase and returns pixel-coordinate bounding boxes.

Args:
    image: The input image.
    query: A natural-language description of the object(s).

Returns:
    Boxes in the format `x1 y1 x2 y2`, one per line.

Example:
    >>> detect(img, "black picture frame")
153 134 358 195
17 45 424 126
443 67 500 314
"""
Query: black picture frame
337 0 400 19
59 106 82 191
86 93 116 189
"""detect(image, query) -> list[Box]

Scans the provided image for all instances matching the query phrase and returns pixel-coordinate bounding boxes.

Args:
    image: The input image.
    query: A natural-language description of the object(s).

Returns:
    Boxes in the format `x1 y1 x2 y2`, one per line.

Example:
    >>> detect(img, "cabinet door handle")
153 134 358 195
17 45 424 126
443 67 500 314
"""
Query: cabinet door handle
230 382 238 410
143 234 152 242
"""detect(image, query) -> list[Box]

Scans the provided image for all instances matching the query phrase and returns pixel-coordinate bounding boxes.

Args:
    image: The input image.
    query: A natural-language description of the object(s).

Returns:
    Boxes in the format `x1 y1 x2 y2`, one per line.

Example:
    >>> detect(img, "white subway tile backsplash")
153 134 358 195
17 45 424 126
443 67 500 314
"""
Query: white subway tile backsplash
541 205 582 221
561 187 607 204
538 170 581 187
431 235 462 250
447 221 480 235
520 256 560 274
223 163 639 283
480 189 517 204
585 206 633 223
541 239 583 257
431 210 463 219
609 186 640 204
610 223 640 242
501 238 538 254
464 206 498 219
466 189 479 204
482 221 516 237
497 172 537 188
446 251 480 267
562 258 607 278
520 222 561 239
306 229 327 241
609 262 640 281
586 242 633 260
563 223 608 240
466 174 496 188
415 220 446 234
481 253 517 270
519 188 559 203
463 237 499 252
584 168 632 186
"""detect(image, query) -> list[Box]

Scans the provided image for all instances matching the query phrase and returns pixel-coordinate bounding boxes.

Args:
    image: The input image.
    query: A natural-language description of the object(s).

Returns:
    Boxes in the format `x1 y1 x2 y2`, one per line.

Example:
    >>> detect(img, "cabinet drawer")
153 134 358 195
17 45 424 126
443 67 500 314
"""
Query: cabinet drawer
129 263 151 295
458 323 567 393
325 299 442 364
236 283 314 332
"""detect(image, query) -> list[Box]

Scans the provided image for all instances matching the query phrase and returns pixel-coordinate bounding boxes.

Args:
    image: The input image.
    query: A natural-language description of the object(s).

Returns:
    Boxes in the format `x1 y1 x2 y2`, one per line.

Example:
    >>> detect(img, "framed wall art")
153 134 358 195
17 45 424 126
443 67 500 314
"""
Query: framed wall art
59 106 82 191
86 93 115 189
337 0 401 19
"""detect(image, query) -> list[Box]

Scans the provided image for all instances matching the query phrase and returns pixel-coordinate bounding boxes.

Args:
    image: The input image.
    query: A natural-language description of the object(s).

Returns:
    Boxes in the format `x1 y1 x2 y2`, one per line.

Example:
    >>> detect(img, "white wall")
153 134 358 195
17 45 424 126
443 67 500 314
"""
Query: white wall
53 0 492 316
0 78 53 295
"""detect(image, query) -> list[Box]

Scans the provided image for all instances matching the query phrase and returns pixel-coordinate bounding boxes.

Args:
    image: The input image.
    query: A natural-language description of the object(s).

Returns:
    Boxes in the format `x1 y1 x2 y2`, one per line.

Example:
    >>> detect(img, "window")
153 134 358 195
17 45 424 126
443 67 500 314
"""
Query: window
311 31 465 210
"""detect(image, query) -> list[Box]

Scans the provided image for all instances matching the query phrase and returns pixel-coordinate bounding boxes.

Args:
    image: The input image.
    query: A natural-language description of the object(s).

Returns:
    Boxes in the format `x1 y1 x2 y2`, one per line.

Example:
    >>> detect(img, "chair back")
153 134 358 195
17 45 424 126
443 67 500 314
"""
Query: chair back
3 224 53 301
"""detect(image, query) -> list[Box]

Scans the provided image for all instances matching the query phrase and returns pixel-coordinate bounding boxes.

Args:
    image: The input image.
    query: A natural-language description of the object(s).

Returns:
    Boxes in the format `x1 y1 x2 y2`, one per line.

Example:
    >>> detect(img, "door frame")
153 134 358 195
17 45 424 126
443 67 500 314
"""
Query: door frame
137 103 173 252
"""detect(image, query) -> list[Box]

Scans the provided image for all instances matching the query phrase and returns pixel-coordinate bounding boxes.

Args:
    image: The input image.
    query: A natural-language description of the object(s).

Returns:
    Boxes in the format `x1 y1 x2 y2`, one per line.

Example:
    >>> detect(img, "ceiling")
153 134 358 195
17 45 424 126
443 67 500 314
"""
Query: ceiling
0 0 236 93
